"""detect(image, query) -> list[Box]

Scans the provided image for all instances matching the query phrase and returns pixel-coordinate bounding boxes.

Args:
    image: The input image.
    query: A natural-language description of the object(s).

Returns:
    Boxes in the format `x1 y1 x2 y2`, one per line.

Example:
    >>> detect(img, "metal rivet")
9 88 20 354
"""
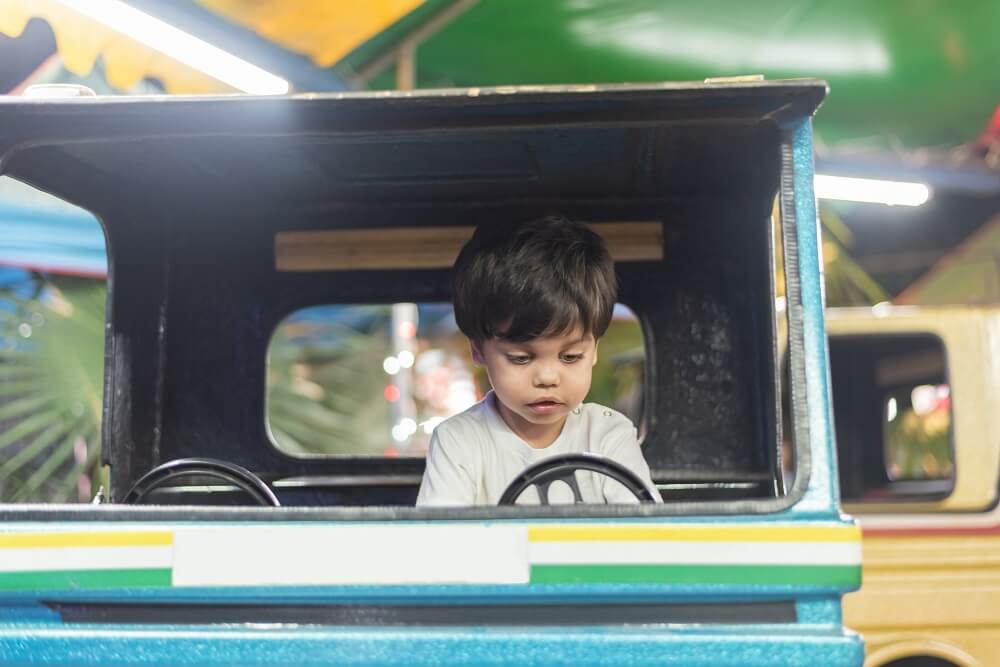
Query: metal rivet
603 410 612 417
572 407 581 415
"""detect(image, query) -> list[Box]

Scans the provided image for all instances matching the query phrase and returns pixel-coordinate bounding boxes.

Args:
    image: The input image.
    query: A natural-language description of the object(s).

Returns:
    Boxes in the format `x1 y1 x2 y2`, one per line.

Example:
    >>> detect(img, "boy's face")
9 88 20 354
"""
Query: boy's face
471 327 598 442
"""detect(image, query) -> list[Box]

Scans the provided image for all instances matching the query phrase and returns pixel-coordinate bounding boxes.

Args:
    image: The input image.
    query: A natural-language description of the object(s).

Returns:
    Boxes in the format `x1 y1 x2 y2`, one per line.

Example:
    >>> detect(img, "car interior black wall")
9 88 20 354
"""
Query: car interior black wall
5 101 786 506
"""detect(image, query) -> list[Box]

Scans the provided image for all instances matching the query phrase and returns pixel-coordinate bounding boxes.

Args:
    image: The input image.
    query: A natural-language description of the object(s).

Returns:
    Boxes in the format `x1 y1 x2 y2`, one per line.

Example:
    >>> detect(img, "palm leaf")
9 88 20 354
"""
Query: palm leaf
0 272 105 503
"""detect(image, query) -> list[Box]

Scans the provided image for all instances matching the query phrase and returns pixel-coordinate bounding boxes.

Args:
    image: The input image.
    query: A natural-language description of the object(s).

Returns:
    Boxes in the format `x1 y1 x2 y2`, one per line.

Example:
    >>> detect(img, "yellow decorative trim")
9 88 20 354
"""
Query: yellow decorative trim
528 525 861 543
199 0 425 68
0 531 173 549
0 0 235 93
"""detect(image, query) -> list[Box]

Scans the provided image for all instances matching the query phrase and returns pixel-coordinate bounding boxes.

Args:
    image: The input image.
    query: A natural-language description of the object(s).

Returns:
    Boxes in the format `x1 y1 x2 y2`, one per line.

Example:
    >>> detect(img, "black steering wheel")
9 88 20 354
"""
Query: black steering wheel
498 453 658 505
122 457 281 506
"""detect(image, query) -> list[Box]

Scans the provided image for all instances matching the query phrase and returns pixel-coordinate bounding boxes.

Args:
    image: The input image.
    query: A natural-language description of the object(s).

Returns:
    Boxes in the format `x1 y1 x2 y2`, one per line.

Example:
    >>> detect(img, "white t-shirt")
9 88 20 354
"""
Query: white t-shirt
416 392 659 506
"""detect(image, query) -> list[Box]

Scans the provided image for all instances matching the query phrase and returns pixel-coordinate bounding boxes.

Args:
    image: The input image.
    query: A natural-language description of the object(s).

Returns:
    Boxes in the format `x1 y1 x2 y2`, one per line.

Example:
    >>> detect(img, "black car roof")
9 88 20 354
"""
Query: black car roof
0 80 825 217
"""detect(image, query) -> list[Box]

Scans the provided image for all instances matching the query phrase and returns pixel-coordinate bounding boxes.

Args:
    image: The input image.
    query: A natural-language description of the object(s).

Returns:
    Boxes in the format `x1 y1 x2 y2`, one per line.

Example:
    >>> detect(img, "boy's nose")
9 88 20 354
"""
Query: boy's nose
533 364 559 387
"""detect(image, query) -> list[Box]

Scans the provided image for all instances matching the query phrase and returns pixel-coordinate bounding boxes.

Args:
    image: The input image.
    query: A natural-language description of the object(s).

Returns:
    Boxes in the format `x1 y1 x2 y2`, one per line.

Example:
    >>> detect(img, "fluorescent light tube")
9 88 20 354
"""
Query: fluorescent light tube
55 0 289 95
814 174 931 207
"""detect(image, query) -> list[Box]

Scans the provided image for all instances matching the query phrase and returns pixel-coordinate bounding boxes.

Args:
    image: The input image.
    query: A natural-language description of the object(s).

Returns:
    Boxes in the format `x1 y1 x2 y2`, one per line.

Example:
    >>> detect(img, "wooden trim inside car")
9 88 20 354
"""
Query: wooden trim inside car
275 222 664 271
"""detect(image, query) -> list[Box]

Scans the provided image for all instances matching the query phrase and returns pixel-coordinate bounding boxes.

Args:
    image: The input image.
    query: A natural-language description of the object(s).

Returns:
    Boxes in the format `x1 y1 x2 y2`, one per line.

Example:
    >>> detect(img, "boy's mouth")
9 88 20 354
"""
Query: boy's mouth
526 399 564 414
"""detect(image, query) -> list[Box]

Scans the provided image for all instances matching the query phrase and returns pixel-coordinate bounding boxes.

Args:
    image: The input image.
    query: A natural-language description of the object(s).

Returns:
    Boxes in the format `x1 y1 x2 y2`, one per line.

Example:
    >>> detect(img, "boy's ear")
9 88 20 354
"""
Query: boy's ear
592 340 600 366
470 340 485 365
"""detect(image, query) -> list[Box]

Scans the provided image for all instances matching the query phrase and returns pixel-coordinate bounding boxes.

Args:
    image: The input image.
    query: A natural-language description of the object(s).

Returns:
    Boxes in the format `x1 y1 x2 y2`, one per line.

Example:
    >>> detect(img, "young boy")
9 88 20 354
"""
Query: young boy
416 216 658 506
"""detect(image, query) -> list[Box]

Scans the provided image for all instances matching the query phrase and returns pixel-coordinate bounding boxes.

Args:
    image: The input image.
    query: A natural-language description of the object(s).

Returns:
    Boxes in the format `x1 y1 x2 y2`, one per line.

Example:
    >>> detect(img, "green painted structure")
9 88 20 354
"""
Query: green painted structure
338 0 1000 151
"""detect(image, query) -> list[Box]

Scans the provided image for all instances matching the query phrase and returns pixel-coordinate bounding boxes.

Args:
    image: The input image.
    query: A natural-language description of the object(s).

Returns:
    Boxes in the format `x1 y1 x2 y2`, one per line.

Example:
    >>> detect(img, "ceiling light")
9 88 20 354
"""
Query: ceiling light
814 174 931 207
55 0 289 95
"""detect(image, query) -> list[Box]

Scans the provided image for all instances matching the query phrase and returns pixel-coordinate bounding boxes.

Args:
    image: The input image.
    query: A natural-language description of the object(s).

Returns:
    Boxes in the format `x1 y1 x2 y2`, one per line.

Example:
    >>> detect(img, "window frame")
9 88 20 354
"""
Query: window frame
831 331 957 504
263 301 649 462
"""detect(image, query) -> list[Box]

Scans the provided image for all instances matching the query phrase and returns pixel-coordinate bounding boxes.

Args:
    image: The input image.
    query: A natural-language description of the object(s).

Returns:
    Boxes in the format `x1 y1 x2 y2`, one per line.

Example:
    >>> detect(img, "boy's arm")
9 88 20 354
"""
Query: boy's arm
602 429 662 504
416 428 478 506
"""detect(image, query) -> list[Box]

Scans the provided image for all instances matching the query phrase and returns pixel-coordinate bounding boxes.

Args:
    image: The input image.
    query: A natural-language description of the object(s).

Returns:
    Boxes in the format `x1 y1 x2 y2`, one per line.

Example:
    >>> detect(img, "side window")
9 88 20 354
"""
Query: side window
0 177 107 503
830 333 955 502
265 303 645 458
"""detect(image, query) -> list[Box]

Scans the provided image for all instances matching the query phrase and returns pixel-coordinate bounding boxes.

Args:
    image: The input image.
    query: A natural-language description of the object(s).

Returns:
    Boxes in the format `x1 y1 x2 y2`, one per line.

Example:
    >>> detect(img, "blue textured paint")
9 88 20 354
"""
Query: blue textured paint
0 626 863 666
787 118 841 515
0 603 60 624
796 597 843 626
0 582 854 606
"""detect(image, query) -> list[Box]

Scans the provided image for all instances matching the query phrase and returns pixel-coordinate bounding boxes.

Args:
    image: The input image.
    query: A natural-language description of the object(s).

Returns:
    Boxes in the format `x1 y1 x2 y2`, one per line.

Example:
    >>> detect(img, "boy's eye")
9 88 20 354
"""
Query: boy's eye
506 355 531 365
561 354 584 363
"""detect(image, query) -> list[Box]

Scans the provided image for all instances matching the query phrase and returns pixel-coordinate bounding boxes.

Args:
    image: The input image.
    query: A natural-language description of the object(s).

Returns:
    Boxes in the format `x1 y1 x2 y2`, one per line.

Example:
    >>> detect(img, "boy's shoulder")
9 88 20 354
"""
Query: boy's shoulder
575 402 637 441
579 403 639 458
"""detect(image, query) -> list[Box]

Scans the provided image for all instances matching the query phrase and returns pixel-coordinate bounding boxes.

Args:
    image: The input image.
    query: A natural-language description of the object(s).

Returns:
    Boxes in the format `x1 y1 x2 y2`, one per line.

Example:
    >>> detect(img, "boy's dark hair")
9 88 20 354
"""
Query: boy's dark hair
452 216 617 342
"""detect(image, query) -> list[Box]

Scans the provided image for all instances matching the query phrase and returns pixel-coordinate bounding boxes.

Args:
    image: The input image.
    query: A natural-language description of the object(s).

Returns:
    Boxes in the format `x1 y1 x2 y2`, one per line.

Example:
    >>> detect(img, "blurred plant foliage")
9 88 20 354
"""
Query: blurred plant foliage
266 307 393 457
885 388 953 481
0 273 104 503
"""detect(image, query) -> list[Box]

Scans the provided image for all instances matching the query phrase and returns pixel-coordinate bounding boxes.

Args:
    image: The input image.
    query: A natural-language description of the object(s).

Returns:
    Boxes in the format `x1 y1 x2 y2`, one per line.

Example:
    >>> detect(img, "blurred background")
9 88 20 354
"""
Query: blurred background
1 0 998 501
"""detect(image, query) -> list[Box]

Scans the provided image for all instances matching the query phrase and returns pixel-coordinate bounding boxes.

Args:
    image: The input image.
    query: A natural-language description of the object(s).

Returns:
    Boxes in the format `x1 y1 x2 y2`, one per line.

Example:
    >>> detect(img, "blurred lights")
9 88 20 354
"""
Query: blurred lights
420 416 445 434
886 397 897 422
911 384 948 417
446 381 478 414
572 16 889 75
391 418 418 442
54 0 289 95
397 321 417 339
383 385 401 402
815 174 931 207
384 351 415 374
382 356 401 375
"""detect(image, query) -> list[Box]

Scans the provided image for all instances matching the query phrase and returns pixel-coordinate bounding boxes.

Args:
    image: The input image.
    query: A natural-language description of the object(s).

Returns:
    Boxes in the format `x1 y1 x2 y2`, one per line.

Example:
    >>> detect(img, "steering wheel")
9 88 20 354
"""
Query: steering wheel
122 457 281 506
498 453 658 505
